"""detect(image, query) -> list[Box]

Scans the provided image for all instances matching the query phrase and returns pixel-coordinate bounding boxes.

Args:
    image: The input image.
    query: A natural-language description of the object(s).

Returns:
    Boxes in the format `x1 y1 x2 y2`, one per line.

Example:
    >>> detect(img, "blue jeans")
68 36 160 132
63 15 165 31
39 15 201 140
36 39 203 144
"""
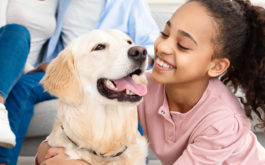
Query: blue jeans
0 24 54 164
0 24 30 100
0 73 55 165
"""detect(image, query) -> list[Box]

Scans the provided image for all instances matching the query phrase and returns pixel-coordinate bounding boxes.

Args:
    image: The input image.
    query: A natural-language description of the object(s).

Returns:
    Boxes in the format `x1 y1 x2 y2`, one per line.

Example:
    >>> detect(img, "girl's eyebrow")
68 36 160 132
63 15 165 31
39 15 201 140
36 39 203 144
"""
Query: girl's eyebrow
178 30 198 46
166 20 197 46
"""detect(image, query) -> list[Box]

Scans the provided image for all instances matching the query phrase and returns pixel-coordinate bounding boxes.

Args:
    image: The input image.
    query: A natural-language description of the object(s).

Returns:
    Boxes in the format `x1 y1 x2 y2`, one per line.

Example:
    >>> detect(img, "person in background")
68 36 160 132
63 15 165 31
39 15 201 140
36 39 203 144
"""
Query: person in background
0 0 159 165
0 0 58 165
42 0 158 69
37 0 265 164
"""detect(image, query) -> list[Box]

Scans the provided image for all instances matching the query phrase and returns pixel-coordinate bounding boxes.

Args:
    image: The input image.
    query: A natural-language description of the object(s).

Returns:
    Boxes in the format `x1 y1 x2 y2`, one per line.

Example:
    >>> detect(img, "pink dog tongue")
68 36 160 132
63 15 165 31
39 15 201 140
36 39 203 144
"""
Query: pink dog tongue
113 76 147 96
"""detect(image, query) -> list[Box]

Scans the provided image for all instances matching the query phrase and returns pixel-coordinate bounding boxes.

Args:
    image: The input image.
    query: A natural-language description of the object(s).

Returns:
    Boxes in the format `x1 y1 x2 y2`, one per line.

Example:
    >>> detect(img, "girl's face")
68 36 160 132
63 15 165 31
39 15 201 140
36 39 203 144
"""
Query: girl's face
152 2 218 85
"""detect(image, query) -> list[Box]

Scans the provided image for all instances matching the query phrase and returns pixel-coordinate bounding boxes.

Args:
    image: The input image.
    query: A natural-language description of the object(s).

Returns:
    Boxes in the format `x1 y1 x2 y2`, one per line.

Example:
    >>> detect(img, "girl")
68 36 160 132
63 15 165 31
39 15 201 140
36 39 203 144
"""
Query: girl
138 0 265 164
37 0 265 164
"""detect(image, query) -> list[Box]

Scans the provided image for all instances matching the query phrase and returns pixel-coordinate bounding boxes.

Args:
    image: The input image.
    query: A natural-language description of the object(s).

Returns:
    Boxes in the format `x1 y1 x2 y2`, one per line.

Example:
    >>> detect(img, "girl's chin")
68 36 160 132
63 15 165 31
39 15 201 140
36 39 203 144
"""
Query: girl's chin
151 69 170 83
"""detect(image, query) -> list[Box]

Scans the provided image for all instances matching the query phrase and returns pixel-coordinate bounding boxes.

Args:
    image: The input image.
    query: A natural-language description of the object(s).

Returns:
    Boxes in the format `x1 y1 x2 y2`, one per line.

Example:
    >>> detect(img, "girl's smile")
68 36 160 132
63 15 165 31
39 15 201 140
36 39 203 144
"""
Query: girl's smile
154 56 176 71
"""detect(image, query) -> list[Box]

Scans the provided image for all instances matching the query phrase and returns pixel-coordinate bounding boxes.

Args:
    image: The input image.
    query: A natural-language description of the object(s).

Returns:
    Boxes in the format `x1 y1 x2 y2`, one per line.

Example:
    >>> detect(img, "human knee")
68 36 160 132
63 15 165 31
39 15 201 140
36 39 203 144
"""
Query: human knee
3 24 30 44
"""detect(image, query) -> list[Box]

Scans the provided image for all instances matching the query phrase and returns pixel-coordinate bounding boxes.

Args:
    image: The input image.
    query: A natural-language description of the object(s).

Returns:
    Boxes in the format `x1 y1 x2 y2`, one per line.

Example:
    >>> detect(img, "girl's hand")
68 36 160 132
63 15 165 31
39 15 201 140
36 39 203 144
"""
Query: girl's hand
36 141 51 164
40 147 90 165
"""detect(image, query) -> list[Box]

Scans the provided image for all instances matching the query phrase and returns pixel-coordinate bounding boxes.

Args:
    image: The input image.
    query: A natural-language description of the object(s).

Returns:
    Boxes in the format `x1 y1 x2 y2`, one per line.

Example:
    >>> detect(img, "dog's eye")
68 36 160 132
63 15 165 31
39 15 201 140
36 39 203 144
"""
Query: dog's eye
93 44 106 51
127 40 132 45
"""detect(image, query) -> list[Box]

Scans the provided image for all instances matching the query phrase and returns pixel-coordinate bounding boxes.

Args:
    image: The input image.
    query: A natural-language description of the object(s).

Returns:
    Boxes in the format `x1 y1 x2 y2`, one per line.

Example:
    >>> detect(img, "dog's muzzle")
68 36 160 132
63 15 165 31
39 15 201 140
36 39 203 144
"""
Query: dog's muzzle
97 69 146 102
128 46 147 65
97 46 148 102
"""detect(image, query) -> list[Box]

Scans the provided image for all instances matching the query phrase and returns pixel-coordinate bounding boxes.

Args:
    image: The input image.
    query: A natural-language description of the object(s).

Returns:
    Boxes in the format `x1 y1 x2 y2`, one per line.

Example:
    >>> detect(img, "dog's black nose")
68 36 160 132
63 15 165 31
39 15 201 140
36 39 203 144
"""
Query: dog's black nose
128 46 147 64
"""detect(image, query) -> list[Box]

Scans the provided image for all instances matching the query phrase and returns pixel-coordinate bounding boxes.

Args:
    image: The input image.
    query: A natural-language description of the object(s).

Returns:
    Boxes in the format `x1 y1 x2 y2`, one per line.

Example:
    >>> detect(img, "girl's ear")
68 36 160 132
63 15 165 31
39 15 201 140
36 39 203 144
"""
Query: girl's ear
208 58 230 77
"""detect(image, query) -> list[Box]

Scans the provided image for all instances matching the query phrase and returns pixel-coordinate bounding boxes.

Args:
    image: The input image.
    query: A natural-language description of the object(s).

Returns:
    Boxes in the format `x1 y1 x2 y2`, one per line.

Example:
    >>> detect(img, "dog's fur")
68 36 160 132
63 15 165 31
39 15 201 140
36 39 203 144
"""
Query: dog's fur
41 30 148 165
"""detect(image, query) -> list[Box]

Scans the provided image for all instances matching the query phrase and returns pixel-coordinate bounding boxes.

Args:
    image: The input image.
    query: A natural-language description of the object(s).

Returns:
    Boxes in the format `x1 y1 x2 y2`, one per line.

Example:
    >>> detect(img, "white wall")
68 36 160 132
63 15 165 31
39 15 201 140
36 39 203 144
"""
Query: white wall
147 0 265 30
147 0 265 7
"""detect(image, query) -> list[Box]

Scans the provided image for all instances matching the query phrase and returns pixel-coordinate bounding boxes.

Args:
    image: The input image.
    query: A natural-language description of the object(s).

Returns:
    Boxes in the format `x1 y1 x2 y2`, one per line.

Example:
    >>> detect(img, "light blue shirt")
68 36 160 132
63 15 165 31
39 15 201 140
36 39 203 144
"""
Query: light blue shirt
42 0 159 63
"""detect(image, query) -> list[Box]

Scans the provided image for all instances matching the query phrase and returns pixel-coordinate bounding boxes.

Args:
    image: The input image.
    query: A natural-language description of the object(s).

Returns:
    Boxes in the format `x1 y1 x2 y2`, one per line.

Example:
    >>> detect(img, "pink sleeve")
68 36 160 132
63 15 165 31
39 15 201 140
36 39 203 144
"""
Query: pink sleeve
173 114 249 165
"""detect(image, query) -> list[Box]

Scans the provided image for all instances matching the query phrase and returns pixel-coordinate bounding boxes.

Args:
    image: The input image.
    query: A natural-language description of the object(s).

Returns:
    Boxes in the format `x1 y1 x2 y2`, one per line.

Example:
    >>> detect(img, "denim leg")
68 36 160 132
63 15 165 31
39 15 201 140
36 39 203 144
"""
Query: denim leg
0 24 30 100
0 72 55 165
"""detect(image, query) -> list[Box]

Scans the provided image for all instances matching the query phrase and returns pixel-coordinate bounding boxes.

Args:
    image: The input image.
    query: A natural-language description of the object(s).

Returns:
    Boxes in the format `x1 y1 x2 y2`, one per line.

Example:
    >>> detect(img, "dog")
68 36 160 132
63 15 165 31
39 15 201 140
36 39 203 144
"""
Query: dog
40 29 148 165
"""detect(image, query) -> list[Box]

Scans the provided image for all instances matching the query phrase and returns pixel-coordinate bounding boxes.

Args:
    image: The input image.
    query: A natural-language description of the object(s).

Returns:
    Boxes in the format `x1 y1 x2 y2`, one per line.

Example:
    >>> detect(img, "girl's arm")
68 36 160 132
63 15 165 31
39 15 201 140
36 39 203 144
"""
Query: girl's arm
36 141 90 165
36 141 50 164
173 114 247 165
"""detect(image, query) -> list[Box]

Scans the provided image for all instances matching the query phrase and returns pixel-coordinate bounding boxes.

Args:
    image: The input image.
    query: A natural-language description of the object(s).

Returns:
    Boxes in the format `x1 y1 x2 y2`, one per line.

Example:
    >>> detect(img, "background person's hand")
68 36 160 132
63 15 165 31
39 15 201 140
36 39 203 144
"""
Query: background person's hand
28 62 49 73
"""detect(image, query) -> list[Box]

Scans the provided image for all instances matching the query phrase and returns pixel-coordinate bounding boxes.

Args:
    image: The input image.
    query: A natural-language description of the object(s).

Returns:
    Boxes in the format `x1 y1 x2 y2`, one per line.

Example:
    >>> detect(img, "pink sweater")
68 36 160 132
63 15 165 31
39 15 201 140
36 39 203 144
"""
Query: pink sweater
138 72 265 165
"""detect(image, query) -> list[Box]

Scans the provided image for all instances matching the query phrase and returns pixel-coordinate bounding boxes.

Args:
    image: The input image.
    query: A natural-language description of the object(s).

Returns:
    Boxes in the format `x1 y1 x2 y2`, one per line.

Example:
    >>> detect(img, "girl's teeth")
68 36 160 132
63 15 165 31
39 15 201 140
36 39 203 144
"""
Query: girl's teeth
157 58 173 68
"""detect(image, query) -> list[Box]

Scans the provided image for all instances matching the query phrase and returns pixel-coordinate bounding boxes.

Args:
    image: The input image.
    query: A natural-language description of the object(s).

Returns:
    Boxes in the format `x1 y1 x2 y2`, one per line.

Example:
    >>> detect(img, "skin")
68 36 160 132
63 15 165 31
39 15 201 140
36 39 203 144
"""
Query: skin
37 142 88 165
28 62 49 74
36 1 230 164
0 97 3 104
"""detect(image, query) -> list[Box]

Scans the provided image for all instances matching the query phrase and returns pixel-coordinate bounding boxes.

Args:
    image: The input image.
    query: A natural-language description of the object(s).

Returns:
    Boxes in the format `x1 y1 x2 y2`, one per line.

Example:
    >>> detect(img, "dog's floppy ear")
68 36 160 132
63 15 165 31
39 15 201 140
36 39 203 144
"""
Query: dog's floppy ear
40 48 82 105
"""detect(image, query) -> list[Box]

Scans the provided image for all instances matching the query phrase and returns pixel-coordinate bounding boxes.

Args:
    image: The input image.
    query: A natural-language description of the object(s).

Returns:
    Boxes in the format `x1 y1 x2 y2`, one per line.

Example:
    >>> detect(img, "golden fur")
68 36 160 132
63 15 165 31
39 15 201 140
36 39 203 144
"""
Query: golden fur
41 30 148 165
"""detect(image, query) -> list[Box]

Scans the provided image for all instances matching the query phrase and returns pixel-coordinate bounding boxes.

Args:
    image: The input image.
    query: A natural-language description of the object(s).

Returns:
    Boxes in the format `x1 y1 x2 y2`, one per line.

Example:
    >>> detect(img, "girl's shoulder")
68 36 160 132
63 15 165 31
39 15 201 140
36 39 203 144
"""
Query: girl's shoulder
191 78 249 132
207 78 243 112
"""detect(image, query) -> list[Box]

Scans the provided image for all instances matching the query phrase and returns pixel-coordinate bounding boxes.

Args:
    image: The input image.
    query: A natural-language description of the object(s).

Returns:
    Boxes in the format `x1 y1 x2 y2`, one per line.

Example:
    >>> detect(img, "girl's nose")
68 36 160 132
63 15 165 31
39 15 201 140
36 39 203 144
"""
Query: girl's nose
156 39 174 56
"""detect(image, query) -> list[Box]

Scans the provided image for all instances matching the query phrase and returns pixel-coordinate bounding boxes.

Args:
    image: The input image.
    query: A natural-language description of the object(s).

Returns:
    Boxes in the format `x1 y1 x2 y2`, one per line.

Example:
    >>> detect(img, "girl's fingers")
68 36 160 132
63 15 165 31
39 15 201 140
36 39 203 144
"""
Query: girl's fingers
45 147 65 159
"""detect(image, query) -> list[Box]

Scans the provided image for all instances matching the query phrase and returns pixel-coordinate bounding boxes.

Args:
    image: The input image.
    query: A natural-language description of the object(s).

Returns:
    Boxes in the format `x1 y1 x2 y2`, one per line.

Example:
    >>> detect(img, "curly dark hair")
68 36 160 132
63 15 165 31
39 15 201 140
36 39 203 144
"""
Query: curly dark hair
188 0 265 129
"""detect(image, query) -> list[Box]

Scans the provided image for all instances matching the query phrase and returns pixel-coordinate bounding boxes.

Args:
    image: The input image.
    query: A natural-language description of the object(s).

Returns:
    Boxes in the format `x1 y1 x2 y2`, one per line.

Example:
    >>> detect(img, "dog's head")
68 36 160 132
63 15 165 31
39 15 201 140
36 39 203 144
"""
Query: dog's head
41 29 148 106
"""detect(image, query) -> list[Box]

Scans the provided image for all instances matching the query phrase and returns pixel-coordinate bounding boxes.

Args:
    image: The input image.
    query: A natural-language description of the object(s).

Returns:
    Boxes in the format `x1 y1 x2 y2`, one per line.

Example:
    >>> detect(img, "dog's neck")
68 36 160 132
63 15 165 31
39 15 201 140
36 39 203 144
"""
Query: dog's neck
60 124 128 158
58 100 139 153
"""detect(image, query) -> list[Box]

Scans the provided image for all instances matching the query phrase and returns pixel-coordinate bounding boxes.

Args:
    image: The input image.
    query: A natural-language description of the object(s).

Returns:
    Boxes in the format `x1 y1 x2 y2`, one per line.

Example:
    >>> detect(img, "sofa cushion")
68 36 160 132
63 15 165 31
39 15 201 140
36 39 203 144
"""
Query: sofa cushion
26 99 58 137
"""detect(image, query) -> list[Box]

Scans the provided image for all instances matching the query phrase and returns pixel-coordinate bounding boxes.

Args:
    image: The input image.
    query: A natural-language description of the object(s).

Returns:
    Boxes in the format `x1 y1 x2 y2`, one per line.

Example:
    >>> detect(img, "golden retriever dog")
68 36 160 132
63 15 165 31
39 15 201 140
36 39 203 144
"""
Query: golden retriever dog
40 29 148 165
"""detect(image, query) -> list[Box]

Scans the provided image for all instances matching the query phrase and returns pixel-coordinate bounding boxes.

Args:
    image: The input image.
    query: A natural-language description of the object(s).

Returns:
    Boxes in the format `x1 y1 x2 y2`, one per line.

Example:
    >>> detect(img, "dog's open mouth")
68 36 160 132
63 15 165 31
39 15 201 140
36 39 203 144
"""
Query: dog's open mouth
97 69 147 102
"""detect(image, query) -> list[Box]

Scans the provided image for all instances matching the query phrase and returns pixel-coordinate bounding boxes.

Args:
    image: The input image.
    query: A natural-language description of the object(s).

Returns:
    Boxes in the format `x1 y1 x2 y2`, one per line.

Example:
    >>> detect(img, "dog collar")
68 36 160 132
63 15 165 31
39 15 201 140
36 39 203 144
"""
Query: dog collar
60 125 128 158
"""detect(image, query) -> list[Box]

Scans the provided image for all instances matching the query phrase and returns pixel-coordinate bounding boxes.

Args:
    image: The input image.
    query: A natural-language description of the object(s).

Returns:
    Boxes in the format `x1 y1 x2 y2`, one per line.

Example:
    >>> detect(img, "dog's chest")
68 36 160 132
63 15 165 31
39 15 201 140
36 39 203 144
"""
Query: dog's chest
60 103 139 150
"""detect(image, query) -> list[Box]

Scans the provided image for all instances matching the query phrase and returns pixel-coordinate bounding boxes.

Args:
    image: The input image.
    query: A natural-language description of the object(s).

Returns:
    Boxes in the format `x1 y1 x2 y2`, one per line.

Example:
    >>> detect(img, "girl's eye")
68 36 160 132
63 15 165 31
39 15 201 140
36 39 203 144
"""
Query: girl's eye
160 32 169 38
93 44 106 51
177 43 190 51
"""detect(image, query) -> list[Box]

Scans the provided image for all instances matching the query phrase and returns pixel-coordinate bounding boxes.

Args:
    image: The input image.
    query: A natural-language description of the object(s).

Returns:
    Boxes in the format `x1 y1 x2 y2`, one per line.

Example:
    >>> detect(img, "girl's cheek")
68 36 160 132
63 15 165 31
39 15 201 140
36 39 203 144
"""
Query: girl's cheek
154 37 161 48
154 38 161 54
